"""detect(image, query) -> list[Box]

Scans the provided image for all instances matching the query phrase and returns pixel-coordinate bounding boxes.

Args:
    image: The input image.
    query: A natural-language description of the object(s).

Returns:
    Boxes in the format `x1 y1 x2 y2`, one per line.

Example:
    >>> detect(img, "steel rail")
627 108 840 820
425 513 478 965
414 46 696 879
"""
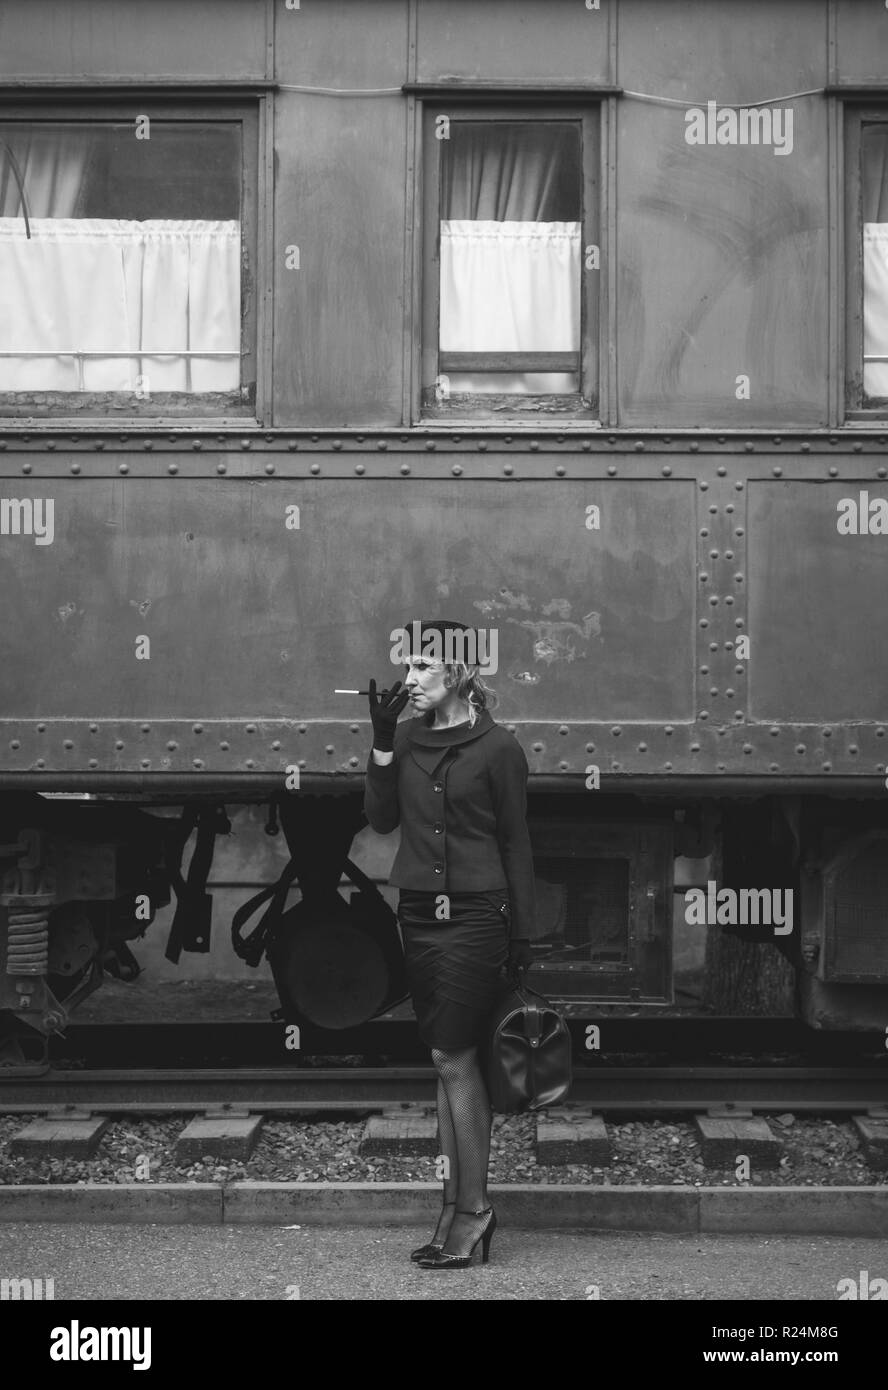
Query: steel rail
0 1065 886 1115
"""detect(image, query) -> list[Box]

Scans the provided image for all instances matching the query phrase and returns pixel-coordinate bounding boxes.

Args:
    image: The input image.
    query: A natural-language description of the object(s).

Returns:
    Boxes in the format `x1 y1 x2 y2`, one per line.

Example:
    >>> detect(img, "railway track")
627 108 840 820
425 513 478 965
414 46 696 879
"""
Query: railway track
1 1064 887 1115
2 1022 885 1118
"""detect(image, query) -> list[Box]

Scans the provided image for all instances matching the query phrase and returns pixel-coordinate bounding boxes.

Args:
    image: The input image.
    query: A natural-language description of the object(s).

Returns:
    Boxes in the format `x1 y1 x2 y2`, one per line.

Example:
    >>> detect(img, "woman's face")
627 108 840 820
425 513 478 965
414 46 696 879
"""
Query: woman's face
403 656 450 712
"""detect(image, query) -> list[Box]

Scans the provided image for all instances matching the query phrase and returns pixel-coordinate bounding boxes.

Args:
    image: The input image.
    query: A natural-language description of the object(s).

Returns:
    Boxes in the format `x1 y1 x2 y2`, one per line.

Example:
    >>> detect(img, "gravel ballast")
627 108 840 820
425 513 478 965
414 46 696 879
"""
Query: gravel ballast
0 1112 885 1187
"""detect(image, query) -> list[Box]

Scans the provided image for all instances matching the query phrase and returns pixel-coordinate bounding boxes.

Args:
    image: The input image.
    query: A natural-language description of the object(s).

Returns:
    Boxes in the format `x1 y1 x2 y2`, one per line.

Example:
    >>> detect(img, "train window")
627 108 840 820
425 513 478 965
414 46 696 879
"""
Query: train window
861 124 888 406
846 110 888 416
420 107 600 421
0 109 258 418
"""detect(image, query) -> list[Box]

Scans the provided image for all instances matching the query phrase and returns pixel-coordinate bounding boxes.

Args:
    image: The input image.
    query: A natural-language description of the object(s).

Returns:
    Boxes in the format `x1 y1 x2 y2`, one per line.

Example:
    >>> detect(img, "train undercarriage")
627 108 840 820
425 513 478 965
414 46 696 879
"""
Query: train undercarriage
3 784 887 1071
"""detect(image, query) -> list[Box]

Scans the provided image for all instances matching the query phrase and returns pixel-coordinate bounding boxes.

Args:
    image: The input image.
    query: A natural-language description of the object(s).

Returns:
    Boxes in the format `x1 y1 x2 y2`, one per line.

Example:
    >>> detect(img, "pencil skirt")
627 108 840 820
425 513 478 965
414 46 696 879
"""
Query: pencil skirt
397 889 510 1050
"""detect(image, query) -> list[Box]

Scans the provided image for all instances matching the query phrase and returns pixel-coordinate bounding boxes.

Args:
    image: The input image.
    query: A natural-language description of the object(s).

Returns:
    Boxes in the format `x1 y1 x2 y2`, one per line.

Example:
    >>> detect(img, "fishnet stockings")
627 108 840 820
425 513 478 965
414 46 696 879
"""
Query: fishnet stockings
431 1045 493 1257
425 1077 458 1245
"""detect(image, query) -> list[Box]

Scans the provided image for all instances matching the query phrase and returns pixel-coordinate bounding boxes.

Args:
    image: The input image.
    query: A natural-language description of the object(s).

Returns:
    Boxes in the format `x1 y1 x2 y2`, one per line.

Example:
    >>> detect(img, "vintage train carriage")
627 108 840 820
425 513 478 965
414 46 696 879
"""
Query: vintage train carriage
2 0 888 1061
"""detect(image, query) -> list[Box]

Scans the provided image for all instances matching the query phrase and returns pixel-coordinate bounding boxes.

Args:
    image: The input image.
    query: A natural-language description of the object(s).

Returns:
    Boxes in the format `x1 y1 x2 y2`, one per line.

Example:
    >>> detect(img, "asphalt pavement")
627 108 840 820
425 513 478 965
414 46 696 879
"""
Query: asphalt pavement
1 1223 887 1300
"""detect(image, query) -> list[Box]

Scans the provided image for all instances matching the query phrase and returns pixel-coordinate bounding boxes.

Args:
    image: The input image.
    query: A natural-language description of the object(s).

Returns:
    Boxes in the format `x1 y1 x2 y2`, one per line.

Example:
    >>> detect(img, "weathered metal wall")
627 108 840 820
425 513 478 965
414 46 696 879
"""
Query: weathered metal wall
836 0 888 77
0 459 692 769
616 0 827 426
748 481 888 723
0 440 885 785
273 0 406 424
0 0 269 80
413 0 613 84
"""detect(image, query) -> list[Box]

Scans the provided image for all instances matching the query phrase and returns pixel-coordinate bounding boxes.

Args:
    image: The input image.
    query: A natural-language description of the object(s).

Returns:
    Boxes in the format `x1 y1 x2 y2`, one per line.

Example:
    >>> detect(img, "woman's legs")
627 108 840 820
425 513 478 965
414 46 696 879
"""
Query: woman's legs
431 1044 494 1255
428 1077 458 1244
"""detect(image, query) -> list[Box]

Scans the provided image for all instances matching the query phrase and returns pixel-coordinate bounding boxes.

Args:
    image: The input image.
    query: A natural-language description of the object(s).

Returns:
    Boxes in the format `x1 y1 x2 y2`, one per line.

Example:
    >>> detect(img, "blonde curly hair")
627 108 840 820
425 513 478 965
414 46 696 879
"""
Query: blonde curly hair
441 663 499 728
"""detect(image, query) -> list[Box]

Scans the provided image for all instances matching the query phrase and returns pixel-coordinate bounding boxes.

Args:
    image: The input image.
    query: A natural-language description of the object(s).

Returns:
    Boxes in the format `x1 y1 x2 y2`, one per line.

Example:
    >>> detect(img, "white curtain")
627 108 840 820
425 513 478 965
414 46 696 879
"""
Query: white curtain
440 219 580 393
443 123 578 222
0 129 90 218
0 218 240 392
864 224 888 399
439 122 581 395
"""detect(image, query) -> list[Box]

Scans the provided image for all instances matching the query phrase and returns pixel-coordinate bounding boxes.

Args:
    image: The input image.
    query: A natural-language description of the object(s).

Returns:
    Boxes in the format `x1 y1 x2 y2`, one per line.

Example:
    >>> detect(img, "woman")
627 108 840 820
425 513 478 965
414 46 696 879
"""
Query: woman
364 619 535 1270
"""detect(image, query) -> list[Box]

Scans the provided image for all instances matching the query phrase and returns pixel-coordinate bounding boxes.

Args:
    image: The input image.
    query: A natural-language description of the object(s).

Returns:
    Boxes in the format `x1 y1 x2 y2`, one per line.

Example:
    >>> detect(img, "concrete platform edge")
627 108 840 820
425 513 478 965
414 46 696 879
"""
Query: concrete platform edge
0 1183 223 1224
0 1183 886 1231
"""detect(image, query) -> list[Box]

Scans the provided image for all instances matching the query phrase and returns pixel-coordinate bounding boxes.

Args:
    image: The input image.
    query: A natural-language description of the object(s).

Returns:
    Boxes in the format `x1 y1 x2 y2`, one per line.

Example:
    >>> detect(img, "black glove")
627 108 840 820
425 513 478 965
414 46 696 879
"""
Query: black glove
368 677 410 753
507 937 533 978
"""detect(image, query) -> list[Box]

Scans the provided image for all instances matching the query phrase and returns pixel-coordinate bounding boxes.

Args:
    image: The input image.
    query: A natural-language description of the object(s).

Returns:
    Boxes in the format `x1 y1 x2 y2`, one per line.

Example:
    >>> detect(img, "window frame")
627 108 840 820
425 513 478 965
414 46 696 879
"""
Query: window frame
844 103 888 418
0 97 260 424
417 100 601 424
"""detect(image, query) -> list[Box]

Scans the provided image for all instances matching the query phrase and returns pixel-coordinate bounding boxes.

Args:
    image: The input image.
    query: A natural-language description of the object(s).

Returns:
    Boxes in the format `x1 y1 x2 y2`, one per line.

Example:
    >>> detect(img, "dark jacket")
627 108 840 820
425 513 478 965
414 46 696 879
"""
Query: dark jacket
363 708 536 940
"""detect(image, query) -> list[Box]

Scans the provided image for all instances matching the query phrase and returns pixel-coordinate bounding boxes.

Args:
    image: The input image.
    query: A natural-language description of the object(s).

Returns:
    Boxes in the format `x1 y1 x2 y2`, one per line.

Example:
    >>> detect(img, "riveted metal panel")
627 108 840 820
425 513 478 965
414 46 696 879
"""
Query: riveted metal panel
748 480 888 722
0 470 694 721
0 429 887 456
0 442 885 786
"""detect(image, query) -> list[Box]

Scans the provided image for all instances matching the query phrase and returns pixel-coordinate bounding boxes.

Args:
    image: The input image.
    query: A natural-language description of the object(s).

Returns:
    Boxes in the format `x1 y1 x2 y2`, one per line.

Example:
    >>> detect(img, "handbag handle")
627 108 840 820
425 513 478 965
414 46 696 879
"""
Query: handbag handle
524 996 542 1049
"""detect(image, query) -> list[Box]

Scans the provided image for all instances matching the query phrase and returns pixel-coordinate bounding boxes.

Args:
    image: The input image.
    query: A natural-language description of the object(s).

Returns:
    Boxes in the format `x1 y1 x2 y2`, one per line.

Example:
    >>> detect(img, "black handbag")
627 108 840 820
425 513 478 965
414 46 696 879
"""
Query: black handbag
483 974 572 1114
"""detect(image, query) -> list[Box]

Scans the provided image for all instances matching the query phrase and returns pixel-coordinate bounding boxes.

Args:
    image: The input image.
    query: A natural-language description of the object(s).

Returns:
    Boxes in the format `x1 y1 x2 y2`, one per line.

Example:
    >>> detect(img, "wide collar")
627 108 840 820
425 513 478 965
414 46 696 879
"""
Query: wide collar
404 707 495 777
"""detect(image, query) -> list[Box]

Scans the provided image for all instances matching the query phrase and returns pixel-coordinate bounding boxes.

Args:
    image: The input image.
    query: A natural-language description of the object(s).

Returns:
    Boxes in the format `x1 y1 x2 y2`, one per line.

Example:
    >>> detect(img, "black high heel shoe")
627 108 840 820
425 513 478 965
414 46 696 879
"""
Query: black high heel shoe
417 1206 496 1269
410 1201 456 1262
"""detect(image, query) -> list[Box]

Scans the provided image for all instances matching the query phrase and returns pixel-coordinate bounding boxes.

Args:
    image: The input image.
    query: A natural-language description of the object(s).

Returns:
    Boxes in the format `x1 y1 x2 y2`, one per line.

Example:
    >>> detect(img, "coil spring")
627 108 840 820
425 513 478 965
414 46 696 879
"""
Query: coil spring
6 902 50 975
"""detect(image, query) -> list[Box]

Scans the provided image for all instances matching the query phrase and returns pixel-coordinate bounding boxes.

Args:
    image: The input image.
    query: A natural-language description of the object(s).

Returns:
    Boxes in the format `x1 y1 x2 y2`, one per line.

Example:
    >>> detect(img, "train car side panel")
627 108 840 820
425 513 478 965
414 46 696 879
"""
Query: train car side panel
617 0 828 426
748 481 888 722
414 0 613 85
0 0 270 81
0 471 695 748
272 1 408 425
836 0 888 79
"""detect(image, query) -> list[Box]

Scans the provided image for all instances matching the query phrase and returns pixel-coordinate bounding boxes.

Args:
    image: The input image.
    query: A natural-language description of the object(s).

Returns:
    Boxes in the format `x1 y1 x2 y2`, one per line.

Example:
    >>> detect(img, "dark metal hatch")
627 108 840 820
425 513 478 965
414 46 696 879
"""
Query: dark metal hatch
528 818 673 1002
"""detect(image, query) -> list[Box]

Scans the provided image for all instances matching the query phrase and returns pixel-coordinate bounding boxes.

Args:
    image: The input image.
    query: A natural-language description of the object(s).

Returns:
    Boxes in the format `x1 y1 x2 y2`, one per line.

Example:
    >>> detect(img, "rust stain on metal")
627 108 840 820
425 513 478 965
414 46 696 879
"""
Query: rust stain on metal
476 590 601 679
509 609 601 666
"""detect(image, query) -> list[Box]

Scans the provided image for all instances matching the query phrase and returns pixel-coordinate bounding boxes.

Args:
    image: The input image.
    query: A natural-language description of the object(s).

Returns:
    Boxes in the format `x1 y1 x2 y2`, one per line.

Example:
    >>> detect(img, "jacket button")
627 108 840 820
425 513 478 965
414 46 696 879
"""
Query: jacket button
434 823 444 833
433 782 443 793
433 862 444 873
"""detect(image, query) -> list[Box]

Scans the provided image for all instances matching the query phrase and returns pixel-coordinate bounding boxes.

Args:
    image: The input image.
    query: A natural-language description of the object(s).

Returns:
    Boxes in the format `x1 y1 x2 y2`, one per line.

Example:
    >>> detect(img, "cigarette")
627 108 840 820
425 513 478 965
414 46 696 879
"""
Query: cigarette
334 689 408 696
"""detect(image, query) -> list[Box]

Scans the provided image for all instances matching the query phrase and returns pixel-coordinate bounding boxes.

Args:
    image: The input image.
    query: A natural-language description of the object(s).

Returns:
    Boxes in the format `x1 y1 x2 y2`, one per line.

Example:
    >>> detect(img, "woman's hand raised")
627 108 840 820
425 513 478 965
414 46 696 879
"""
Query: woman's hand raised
368 678 410 753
